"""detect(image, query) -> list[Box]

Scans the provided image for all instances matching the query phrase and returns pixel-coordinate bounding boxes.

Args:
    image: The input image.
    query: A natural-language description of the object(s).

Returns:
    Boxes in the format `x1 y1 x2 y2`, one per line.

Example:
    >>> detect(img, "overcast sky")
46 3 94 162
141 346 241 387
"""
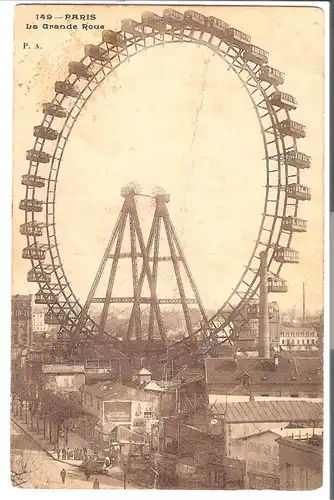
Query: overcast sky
12 5 324 317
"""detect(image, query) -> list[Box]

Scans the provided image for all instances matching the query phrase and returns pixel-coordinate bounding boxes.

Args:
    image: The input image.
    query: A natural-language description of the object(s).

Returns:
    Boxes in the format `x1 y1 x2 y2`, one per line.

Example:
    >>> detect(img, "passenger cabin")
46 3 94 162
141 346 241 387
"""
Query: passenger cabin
269 91 297 111
55 81 79 98
22 245 46 261
84 44 109 61
259 66 285 86
20 222 43 236
206 16 229 37
247 302 276 319
184 10 207 29
35 291 57 305
274 247 300 264
68 62 93 79
121 19 145 38
278 120 306 139
42 103 67 118
282 216 307 233
285 151 311 169
267 277 288 293
44 310 67 325
26 149 51 164
243 45 269 65
21 174 45 188
142 12 166 32
33 125 58 141
27 268 51 283
247 303 259 319
19 199 43 212
102 30 126 47
225 27 251 48
163 9 185 28
286 183 311 201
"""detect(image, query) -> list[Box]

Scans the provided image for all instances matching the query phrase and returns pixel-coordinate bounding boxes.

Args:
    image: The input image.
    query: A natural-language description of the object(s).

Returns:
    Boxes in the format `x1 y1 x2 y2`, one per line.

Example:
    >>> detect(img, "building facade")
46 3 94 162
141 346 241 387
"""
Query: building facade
32 300 50 335
276 434 323 490
279 325 318 351
11 294 33 347
241 428 322 490
236 302 280 349
41 364 85 392
79 381 160 451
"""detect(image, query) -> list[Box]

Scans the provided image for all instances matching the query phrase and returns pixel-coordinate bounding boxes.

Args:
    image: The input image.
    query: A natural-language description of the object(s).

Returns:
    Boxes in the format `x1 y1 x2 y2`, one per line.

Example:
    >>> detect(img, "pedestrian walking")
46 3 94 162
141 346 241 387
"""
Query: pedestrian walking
93 478 100 489
60 469 66 485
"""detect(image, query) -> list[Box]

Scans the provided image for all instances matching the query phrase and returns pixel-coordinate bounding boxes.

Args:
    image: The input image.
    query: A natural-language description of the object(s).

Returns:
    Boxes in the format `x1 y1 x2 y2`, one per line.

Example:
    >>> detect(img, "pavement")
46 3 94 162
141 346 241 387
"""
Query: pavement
11 420 132 489
11 415 84 468
10 417 136 489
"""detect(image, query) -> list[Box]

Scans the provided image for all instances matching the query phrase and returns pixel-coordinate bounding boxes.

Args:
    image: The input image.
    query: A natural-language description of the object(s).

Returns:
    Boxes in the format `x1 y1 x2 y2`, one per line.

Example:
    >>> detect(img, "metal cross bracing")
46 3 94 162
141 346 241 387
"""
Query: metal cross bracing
20 9 310 356
66 188 209 352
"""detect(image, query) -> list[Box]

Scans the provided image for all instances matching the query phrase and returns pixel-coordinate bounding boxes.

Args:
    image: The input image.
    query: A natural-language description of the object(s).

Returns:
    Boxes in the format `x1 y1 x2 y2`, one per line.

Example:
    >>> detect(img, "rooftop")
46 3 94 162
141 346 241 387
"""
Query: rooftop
205 356 322 387
83 381 158 402
211 400 323 424
138 368 152 376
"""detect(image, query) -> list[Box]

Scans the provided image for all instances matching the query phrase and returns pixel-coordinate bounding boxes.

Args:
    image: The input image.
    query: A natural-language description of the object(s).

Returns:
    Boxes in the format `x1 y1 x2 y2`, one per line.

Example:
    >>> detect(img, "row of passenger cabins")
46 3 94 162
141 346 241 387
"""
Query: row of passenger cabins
19 180 311 218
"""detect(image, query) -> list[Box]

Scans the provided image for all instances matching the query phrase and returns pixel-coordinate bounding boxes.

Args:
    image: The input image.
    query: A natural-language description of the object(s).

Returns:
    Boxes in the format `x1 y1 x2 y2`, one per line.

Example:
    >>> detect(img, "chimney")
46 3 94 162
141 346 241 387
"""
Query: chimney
259 251 270 358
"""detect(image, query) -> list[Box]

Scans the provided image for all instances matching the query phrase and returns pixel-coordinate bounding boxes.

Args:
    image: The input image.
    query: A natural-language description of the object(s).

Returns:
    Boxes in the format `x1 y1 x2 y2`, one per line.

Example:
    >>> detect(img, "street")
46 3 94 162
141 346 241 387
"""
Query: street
10 421 128 489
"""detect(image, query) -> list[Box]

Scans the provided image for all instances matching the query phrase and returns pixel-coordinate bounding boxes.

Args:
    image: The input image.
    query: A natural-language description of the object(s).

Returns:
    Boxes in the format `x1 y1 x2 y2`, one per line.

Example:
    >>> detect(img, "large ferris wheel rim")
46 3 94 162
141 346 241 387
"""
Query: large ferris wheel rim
23 16 303 345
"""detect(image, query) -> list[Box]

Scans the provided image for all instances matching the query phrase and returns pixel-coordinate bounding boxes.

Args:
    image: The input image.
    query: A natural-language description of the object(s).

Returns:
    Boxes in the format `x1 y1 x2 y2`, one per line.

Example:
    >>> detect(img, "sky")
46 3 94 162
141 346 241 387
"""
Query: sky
12 5 324 317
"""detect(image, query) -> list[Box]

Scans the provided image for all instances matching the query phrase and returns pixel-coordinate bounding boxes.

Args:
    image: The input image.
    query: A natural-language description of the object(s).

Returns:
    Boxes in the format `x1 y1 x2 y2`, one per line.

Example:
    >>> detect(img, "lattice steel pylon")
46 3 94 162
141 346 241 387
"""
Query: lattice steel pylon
73 186 208 350
73 184 166 346
127 191 208 346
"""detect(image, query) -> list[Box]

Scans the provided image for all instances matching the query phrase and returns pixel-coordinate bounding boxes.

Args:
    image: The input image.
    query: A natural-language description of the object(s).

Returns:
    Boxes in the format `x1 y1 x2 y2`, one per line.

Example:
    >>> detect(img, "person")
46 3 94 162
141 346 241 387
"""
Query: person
85 469 91 481
105 456 110 468
62 448 66 460
57 448 60 460
60 469 66 485
93 478 100 489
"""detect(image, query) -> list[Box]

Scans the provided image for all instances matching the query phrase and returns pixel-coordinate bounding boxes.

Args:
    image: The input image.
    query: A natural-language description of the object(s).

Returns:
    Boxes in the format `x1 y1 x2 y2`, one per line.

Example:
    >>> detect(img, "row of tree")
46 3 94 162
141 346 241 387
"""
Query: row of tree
11 371 85 446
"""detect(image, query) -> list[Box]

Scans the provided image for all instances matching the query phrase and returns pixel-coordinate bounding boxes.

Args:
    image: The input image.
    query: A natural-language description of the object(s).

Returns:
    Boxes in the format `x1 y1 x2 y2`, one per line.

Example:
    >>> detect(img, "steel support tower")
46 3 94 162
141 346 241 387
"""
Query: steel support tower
73 187 208 351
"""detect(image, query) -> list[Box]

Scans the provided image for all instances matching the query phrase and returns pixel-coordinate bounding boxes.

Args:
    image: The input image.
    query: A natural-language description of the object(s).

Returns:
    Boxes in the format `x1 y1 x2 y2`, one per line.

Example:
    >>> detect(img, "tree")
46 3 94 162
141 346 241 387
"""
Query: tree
39 390 85 445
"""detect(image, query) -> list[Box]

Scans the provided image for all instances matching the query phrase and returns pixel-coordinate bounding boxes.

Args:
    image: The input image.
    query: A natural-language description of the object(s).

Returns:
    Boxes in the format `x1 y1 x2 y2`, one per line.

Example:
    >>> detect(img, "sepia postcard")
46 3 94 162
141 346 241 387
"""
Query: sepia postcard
10 3 326 492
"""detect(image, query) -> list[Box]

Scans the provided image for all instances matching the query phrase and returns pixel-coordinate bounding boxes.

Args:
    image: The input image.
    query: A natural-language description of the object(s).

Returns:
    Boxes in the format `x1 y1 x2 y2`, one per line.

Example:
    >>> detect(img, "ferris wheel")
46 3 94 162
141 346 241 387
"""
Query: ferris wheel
20 9 311 354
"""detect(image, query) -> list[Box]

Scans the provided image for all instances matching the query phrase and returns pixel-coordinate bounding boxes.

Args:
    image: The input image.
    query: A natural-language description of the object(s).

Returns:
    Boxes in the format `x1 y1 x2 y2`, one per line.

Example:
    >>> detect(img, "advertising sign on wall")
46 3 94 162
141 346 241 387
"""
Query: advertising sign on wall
103 401 132 424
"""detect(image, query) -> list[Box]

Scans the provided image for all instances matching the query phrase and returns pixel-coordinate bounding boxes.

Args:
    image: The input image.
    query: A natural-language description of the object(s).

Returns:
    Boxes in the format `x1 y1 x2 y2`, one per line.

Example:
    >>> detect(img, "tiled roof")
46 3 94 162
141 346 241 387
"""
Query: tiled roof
83 382 158 402
205 356 322 386
281 325 315 333
211 400 323 424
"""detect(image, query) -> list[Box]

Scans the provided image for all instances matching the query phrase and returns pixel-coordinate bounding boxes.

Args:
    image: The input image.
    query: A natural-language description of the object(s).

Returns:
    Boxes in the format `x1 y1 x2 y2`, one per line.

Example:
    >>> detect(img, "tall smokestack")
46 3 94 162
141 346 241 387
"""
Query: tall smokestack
302 282 305 325
259 251 270 358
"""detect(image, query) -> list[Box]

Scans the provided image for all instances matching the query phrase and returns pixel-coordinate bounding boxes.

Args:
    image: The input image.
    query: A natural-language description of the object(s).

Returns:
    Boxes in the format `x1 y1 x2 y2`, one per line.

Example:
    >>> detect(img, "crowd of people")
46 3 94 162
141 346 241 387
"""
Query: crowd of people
53 445 88 461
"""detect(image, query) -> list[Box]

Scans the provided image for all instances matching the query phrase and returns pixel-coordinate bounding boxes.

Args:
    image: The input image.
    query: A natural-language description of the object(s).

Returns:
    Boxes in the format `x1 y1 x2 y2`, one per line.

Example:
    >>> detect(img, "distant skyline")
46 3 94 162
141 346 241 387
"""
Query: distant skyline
12 6 324 318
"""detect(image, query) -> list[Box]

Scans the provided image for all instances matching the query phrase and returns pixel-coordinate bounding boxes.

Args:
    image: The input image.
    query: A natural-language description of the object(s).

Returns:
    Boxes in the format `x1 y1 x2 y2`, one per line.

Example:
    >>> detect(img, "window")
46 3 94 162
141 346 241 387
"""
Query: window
263 445 271 456
308 393 317 398
261 461 269 472
261 394 269 397
97 399 100 411
291 393 299 398
286 464 294 488
281 339 284 344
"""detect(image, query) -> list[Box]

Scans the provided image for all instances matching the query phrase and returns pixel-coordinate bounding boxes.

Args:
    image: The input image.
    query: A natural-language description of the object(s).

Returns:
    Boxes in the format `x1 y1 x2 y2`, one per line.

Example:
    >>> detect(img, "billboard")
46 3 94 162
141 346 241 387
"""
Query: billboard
103 401 132 424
